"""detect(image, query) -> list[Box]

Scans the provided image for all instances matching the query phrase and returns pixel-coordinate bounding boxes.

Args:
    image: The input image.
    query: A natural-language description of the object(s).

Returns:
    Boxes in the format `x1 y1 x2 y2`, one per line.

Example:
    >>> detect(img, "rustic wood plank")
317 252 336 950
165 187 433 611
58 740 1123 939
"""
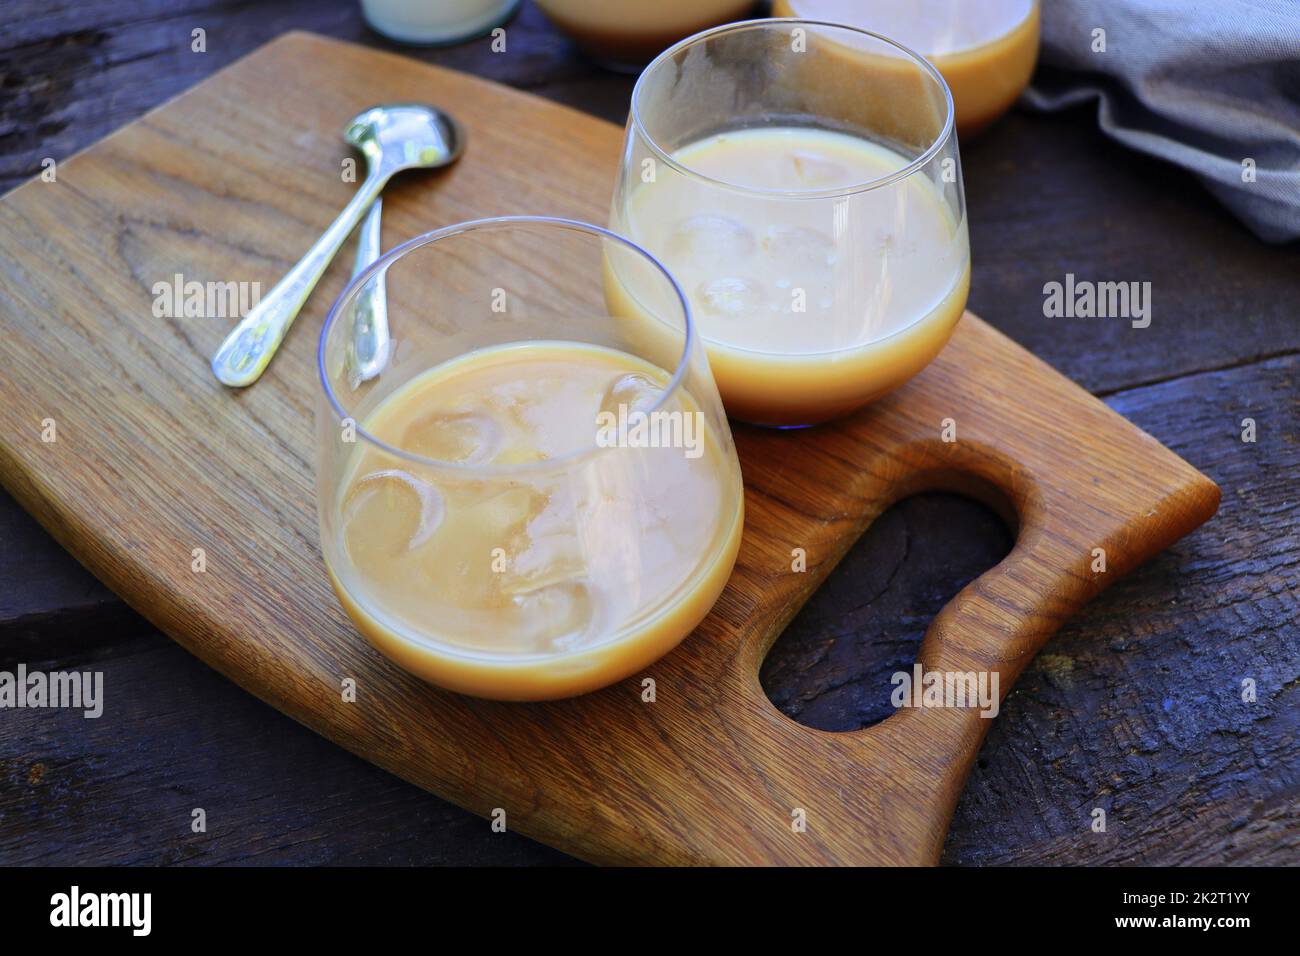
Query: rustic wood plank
0 634 573 865
0 488 117 625
961 110 1300 395
944 354 1300 864
0 0 626 195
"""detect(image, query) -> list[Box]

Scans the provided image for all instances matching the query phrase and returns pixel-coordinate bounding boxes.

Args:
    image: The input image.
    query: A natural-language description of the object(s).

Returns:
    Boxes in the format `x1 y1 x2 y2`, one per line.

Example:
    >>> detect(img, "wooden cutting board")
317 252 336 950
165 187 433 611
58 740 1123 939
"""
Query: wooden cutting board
0 32 1218 865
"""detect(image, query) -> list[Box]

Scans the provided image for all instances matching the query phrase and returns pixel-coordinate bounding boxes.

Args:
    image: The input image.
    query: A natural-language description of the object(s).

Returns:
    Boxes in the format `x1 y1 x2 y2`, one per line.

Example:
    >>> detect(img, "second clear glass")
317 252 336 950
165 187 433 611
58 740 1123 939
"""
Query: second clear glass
610 18 971 427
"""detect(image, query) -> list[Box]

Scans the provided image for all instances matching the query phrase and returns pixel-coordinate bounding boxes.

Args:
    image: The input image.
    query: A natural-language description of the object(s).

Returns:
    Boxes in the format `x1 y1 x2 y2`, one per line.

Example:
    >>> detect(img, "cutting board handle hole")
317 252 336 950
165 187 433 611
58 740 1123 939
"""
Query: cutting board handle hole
758 490 1013 733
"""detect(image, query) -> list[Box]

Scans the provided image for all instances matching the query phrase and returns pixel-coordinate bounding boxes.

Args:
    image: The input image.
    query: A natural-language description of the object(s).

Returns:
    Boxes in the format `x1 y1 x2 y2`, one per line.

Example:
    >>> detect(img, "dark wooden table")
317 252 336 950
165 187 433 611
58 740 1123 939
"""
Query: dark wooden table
1 1 1296 866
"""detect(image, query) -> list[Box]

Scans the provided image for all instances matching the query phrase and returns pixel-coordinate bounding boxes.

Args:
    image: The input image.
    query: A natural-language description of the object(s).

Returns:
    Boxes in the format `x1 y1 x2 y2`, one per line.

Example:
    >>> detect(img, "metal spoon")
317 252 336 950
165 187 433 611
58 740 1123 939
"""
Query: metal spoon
211 104 465 387
346 195 388 385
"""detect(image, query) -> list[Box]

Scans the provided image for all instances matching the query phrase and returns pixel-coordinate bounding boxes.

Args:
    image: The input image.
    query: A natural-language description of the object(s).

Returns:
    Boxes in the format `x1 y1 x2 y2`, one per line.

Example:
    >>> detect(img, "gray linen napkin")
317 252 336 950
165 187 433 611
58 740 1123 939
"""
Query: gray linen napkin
1023 0 1300 242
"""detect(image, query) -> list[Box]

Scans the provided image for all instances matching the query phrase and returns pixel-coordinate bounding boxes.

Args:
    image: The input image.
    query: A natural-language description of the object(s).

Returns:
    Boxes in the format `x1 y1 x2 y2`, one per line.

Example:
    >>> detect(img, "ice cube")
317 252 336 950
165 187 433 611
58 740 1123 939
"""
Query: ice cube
788 150 851 187
499 486 585 593
342 468 445 558
760 224 836 270
458 484 542 545
697 276 765 317
400 410 503 466
599 371 664 418
666 215 756 268
510 579 599 652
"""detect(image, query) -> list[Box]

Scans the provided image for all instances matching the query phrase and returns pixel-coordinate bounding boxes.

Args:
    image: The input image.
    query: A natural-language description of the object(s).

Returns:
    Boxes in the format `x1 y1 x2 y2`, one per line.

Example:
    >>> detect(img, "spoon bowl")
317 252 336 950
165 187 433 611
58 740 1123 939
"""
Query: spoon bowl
345 103 465 174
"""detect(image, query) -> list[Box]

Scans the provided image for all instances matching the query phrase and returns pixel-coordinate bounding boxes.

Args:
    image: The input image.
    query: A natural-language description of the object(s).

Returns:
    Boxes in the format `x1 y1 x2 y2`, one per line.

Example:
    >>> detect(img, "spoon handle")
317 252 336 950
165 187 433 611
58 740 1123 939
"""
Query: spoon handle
211 171 387 388
347 196 390 384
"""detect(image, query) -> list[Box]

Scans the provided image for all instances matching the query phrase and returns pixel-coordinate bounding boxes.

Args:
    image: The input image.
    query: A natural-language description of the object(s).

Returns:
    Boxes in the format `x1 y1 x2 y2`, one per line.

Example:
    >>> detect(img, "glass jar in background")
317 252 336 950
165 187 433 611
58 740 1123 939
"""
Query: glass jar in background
533 0 755 71
772 0 1040 135
360 0 521 46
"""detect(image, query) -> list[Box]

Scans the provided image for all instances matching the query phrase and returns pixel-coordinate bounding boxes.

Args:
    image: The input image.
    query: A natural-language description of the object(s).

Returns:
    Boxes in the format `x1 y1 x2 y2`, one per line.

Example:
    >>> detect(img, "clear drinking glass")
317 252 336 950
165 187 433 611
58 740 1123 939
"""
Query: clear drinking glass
610 18 971 427
317 217 743 701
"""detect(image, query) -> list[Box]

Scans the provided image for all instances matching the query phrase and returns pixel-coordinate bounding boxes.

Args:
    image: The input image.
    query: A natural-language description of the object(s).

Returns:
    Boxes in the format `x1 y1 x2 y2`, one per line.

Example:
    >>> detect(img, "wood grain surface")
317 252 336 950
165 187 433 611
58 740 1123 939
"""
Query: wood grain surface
0 32 1221 864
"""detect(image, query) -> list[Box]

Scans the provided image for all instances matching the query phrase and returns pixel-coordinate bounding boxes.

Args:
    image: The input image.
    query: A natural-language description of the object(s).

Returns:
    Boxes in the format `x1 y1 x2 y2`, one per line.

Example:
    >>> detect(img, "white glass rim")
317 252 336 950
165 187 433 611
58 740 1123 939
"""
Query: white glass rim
318 215 697 477
630 17 957 200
